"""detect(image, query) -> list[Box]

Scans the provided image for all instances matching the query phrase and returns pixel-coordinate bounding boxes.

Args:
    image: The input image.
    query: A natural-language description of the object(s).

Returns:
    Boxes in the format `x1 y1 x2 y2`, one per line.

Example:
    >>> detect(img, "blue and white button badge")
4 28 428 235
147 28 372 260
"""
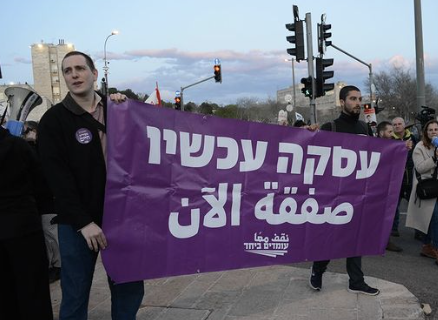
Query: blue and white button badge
75 128 93 144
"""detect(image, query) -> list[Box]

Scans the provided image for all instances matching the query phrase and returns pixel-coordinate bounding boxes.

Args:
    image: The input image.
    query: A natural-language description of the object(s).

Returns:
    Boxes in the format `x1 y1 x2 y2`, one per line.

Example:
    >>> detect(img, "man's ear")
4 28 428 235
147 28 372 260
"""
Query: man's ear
93 69 98 81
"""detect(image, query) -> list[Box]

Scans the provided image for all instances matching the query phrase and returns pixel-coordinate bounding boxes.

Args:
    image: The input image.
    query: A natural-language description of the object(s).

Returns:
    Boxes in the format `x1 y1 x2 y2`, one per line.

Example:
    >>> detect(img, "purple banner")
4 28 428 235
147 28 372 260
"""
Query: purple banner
102 100 407 283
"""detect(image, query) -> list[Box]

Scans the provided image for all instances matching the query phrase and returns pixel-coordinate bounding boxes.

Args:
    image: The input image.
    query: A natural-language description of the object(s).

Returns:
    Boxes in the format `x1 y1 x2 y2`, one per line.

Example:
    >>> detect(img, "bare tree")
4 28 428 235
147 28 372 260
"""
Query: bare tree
372 67 416 121
234 97 284 124
369 66 438 123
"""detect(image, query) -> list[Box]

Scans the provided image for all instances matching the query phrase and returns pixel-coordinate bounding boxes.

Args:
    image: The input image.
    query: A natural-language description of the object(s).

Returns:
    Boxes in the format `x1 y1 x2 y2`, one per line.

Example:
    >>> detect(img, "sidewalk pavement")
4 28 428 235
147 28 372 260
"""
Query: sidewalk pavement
50 257 425 320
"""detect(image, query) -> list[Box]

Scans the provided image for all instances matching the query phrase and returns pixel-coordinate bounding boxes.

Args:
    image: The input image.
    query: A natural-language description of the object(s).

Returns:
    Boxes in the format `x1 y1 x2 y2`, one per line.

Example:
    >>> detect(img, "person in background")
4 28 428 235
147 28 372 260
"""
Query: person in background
406 119 438 266
376 121 403 252
24 120 61 283
293 120 306 127
38 51 144 320
0 122 53 320
392 117 417 239
278 118 289 126
278 110 289 126
293 120 320 131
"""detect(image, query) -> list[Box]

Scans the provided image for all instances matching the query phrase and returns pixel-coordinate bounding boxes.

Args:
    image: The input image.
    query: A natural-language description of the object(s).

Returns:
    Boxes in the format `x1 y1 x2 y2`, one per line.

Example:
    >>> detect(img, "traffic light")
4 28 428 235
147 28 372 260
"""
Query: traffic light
174 96 181 110
318 21 332 55
301 76 313 98
315 57 334 97
374 99 384 114
285 20 305 61
214 64 222 83
364 102 384 114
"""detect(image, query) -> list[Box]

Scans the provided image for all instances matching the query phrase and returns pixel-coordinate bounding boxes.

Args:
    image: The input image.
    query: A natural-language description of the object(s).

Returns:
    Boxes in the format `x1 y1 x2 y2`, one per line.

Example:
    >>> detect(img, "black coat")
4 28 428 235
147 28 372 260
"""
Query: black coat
0 127 42 239
38 93 107 230
27 141 55 215
321 112 373 136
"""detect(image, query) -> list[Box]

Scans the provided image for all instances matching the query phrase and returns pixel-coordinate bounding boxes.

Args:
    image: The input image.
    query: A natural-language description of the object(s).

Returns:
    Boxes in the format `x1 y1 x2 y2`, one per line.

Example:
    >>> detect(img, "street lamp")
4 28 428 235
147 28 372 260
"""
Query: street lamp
284 58 296 108
103 30 119 94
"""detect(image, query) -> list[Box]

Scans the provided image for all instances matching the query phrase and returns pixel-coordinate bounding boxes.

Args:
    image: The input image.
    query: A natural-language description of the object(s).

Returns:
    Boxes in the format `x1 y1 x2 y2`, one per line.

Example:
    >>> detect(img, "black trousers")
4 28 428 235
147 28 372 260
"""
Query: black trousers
312 256 364 287
0 231 53 320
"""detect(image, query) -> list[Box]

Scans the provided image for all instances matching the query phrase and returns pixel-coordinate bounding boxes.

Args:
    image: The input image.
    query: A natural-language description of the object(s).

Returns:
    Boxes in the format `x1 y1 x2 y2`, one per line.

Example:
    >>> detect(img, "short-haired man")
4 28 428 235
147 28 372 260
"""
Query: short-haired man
391 117 416 238
309 85 379 296
377 121 403 252
376 121 393 139
39 51 144 319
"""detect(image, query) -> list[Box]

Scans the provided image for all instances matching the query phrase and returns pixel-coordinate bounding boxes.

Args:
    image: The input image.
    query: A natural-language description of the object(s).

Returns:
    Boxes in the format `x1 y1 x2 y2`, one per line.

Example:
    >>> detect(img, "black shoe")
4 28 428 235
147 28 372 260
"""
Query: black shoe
391 230 400 237
348 283 380 296
386 241 403 252
309 267 322 291
49 267 61 283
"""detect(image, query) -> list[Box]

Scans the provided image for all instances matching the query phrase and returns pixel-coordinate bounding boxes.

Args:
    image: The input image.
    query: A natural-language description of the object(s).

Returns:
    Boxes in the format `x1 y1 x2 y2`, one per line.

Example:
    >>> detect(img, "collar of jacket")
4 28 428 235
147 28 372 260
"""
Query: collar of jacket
339 111 360 123
61 91 105 115
392 129 412 141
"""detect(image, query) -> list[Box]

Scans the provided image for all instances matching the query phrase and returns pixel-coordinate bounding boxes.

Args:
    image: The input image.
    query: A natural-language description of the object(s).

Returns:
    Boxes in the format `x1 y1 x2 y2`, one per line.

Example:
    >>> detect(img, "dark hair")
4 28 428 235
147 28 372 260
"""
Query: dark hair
293 120 306 127
339 85 360 101
24 120 39 131
422 119 438 149
62 51 96 72
376 121 391 137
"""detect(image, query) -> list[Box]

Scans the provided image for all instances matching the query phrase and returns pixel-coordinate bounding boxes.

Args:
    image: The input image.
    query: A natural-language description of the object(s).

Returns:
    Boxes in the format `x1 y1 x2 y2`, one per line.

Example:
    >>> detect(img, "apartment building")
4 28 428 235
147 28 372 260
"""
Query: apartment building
31 40 75 104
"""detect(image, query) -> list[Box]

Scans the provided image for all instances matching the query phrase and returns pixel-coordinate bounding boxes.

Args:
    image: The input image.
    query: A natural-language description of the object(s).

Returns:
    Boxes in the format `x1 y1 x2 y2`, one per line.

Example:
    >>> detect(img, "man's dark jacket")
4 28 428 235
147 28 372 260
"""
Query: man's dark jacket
38 93 107 230
392 129 416 199
0 126 42 239
320 112 373 136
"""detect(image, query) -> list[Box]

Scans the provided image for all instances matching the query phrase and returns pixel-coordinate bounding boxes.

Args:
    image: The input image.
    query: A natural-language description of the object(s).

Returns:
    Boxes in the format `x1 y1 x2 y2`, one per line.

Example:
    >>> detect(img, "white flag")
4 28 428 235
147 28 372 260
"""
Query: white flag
145 82 162 106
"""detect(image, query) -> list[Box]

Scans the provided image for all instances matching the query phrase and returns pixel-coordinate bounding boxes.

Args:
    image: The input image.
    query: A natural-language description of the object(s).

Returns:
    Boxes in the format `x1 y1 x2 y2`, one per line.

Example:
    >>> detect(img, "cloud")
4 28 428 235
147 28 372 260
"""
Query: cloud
111 48 296 104
384 55 413 70
109 48 438 105
14 57 32 64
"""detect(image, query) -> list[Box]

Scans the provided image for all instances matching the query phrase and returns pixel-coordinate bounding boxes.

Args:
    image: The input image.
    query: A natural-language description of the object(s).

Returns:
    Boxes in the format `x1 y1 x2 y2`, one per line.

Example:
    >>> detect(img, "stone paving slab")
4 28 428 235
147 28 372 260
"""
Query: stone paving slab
50 258 425 320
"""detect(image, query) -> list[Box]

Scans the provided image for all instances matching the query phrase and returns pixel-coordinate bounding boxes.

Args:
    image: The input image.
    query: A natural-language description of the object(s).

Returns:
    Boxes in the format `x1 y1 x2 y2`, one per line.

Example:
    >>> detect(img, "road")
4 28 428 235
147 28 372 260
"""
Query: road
293 212 437 319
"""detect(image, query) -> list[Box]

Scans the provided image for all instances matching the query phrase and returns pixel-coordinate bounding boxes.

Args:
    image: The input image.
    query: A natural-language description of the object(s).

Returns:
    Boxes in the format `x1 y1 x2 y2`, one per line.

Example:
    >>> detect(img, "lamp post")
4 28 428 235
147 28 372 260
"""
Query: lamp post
103 30 119 94
285 58 296 108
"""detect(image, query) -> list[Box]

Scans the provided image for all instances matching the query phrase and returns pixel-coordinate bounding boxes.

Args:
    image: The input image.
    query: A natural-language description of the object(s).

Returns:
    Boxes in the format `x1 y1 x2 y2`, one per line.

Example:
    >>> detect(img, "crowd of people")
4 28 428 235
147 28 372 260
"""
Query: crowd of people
354 102 438 264
1 51 437 319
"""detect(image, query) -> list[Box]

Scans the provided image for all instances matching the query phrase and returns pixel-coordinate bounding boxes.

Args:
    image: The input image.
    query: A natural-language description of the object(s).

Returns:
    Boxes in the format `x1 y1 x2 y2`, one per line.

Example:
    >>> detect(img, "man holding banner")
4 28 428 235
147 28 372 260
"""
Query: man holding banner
39 51 144 320
309 85 380 296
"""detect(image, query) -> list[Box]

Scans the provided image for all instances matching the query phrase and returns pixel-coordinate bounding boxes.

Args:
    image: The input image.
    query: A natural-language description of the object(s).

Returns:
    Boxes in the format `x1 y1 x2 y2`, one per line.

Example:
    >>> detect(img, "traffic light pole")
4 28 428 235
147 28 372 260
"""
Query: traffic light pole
180 87 184 111
100 78 107 97
291 58 296 108
180 76 215 111
329 43 374 108
305 13 317 124
414 0 426 111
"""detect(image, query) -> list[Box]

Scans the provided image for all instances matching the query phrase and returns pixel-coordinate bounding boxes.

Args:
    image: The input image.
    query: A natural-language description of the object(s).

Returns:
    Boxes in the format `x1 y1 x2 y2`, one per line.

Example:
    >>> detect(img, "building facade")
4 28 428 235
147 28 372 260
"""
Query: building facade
31 40 75 104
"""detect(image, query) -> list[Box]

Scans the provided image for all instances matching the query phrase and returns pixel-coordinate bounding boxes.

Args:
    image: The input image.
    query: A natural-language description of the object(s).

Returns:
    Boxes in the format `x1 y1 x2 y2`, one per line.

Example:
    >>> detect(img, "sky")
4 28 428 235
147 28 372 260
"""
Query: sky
1 0 437 105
